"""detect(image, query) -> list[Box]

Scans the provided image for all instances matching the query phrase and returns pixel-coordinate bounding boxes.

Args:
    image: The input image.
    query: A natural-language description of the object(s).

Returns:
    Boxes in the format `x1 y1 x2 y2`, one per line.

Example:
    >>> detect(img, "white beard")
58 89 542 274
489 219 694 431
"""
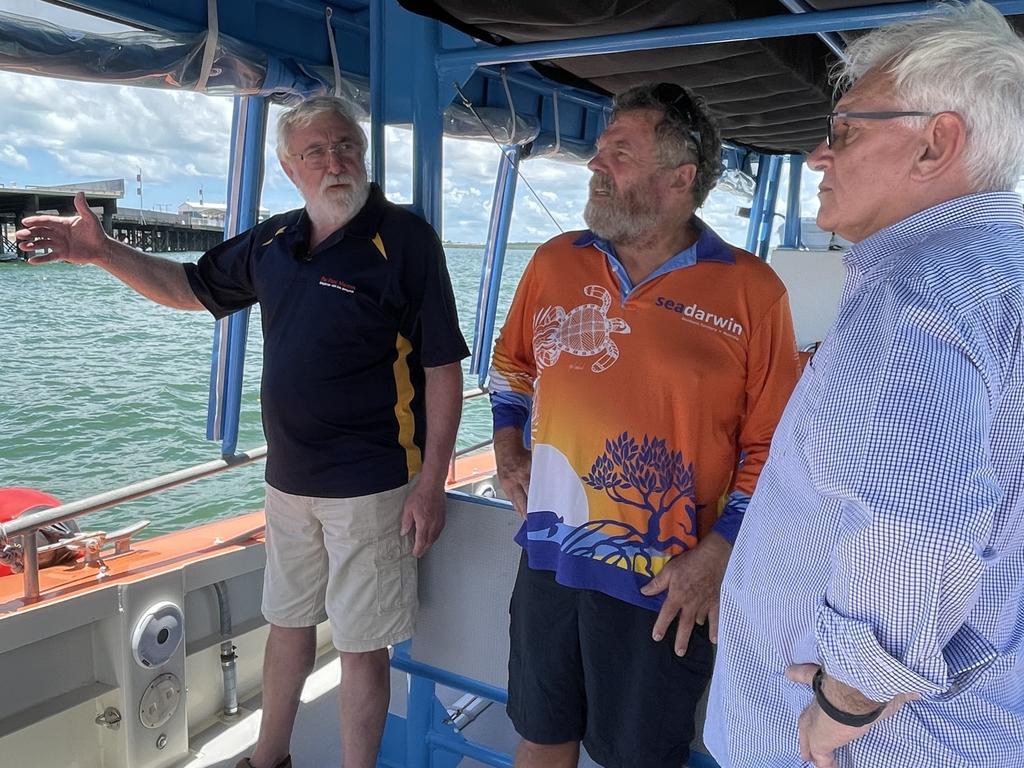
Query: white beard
305 174 370 232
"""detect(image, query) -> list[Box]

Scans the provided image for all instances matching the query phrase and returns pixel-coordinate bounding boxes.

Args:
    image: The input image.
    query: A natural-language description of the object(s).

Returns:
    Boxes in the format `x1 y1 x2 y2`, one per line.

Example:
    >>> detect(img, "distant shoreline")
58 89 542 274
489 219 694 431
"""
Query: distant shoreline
443 242 541 249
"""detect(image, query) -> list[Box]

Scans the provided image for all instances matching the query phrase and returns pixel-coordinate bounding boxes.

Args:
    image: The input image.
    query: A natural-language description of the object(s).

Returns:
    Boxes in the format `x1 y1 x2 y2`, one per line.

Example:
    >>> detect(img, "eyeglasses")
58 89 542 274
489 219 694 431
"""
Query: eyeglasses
825 111 935 148
296 140 362 169
650 82 704 152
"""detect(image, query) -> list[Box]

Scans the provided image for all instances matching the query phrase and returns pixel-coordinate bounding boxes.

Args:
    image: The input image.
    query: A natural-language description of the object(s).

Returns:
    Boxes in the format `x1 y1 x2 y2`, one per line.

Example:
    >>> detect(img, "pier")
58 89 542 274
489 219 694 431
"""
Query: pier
1 180 224 257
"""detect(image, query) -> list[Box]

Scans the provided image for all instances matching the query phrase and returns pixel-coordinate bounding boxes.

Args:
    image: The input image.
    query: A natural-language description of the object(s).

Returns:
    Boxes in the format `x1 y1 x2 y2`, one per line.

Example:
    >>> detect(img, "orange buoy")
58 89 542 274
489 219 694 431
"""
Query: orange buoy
0 487 63 576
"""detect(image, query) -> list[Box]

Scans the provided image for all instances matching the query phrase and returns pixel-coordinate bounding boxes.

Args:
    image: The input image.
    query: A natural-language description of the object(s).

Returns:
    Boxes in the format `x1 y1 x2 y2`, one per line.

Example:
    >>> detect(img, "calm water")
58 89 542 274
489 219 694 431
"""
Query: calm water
0 246 532 536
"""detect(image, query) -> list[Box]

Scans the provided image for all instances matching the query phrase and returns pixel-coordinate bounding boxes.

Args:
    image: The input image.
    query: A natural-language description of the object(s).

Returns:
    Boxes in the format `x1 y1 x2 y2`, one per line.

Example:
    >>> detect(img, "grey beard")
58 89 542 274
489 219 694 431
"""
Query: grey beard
584 197 659 246
307 180 370 232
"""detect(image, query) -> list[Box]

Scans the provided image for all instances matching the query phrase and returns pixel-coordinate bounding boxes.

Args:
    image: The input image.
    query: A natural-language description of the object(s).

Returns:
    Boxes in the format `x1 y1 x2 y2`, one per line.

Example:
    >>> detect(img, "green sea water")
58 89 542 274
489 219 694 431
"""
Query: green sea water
0 246 532 537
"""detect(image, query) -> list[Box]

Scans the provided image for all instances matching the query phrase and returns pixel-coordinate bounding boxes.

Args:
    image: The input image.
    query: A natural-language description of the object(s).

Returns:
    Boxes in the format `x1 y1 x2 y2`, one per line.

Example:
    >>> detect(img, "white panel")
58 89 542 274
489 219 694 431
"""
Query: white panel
411 495 521 689
770 247 847 349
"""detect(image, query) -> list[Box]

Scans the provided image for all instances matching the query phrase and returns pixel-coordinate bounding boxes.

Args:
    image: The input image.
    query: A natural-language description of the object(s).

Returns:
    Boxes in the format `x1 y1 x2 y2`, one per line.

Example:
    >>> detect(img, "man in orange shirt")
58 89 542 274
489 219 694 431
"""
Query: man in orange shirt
489 83 800 768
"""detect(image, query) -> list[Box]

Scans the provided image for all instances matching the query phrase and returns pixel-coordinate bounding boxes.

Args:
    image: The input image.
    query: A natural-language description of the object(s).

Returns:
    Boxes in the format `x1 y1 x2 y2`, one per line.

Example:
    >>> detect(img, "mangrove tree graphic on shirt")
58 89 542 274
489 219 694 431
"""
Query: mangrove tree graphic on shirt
523 432 699 581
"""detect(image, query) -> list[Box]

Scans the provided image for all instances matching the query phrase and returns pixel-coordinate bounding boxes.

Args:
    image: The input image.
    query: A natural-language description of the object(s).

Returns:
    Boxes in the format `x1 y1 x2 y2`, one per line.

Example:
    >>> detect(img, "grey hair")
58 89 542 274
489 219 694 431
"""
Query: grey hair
275 95 368 159
610 83 723 206
834 0 1024 191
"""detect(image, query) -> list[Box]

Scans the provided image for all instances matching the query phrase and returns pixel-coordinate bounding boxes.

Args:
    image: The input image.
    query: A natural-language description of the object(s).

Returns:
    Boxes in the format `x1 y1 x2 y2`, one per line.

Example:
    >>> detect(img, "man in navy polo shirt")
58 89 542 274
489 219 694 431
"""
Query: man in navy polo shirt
18 96 468 768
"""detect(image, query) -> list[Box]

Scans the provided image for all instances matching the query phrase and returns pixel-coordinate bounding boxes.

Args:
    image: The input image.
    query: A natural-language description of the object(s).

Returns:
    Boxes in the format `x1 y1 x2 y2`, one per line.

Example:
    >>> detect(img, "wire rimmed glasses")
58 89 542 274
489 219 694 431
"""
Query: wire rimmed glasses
296 140 362 170
826 111 935 148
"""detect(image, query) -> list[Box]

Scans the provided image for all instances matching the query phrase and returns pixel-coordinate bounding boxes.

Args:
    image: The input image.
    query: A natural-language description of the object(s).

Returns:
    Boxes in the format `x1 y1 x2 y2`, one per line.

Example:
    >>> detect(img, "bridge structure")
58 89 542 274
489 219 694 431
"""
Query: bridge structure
0 180 223 257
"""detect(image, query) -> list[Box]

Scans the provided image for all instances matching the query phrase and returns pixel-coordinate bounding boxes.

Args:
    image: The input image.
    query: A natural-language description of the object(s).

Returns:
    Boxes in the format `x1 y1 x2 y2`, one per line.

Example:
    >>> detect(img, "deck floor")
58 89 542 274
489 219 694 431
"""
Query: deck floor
178 652 606 768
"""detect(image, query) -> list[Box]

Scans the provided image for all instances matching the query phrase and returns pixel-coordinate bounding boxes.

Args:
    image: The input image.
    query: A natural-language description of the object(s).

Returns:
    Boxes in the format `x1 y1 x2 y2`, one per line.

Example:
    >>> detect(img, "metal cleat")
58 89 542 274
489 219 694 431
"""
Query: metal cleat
39 520 151 567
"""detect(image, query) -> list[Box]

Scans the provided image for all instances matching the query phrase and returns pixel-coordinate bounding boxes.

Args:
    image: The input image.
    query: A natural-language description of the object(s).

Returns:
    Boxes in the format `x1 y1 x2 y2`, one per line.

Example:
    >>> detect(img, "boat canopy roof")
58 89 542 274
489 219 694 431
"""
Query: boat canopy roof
400 0 1024 153
2 0 1022 156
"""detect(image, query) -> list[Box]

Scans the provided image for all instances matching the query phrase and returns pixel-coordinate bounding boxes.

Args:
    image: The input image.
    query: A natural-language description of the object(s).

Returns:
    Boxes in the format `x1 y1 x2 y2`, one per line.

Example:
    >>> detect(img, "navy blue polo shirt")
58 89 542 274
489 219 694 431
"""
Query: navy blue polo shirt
184 183 469 498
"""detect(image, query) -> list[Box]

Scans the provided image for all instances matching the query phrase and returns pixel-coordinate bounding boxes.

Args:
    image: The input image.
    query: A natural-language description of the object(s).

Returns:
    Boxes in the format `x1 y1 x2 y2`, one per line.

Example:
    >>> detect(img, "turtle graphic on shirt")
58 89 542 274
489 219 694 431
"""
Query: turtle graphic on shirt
533 284 631 373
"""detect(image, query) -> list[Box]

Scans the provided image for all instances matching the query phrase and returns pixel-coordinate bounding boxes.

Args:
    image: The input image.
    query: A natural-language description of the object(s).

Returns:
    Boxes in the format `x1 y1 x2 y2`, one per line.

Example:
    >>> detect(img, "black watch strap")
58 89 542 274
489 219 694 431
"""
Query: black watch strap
812 668 885 727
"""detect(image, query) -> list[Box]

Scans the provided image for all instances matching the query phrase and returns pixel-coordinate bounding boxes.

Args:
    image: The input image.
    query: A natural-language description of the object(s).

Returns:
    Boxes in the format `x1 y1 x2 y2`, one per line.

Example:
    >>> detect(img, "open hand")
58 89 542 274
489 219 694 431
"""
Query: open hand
16 192 109 265
640 531 730 655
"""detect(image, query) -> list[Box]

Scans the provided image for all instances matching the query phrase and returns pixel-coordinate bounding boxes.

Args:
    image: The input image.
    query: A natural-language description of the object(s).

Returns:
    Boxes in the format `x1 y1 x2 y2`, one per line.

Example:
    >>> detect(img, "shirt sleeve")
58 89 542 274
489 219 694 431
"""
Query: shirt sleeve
488 255 541 433
815 295 999 703
183 228 259 319
713 290 801 543
403 227 469 368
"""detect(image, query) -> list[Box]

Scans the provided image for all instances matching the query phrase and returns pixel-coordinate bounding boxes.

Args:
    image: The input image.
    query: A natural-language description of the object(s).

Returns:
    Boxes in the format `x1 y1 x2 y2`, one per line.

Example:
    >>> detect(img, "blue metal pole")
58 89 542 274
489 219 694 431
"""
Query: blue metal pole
745 154 770 255
410 14 444 228
206 96 268 456
775 0 847 59
405 674 435 768
369 0 386 185
782 155 803 248
437 1 1024 72
757 155 784 259
470 145 521 387
426 730 514 767
391 649 510 704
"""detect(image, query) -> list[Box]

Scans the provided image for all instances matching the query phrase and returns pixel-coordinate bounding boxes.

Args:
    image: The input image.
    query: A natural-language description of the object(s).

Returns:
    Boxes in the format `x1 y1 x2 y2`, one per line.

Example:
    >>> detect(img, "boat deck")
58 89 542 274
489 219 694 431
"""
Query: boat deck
181 651 603 768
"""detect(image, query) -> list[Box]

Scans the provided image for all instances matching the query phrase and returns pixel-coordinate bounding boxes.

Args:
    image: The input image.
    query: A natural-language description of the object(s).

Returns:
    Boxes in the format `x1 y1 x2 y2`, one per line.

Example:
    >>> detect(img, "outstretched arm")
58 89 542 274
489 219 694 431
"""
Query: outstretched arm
16 192 203 311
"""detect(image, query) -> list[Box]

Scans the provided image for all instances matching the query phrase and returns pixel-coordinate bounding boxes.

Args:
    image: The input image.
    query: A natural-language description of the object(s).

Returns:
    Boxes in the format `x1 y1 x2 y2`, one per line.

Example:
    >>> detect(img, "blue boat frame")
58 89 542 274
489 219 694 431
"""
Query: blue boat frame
17 1 1024 764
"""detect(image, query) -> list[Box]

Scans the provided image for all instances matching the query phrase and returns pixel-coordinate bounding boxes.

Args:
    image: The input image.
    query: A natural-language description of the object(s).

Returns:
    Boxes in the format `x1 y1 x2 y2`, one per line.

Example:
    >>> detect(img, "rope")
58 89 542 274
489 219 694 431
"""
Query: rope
195 0 220 93
552 91 561 156
500 67 517 145
453 82 564 234
325 7 343 97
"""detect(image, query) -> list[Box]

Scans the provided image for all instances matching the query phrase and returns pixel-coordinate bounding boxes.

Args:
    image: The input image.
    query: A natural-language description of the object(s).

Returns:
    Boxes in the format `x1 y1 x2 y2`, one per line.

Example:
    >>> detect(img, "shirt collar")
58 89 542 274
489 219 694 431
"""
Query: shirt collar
289 182 388 251
845 191 1024 283
572 215 736 273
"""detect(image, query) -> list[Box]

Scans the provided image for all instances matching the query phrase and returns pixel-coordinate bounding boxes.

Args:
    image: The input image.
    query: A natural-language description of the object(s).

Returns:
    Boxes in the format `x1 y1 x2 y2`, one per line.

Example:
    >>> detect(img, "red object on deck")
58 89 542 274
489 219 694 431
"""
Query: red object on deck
0 487 62 576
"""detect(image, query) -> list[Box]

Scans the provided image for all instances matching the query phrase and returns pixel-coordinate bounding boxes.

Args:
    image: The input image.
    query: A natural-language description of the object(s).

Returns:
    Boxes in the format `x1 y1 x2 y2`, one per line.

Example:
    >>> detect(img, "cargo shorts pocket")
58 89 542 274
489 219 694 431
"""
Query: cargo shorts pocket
376 532 417 613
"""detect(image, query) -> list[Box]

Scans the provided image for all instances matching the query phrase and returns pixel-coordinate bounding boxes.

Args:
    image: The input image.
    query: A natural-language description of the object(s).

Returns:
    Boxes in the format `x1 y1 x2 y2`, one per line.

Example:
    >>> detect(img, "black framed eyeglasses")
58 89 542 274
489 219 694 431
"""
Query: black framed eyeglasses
825 111 935 148
650 82 703 152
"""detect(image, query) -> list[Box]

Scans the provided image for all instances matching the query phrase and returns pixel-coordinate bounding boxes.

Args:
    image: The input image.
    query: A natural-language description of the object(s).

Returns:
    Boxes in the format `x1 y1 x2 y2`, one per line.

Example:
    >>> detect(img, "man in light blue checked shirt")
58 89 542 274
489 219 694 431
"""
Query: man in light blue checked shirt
706 2 1024 766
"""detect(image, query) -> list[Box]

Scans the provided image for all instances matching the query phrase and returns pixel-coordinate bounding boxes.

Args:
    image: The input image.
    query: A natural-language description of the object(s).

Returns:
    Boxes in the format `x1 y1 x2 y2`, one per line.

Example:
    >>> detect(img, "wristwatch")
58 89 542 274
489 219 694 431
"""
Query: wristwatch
812 668 886 727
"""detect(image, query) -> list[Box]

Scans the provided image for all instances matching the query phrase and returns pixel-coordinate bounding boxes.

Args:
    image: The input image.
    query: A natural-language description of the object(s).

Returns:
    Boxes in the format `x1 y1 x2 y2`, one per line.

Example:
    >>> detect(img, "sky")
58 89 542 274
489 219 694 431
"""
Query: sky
0 0 825 247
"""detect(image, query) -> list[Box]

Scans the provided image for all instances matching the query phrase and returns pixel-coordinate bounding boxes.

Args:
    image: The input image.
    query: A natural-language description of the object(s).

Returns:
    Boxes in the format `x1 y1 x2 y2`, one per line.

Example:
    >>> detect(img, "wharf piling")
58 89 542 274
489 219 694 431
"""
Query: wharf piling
0 182 223 255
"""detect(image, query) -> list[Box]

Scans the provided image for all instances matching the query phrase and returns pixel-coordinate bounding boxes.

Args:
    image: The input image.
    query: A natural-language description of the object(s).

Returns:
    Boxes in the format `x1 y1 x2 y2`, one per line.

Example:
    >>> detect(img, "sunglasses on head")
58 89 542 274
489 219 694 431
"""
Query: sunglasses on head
650 83 704 151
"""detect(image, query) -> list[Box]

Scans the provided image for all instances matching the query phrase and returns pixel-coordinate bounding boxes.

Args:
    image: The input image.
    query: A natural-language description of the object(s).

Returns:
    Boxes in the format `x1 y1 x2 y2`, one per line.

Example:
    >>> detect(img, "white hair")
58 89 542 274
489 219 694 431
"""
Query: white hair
275 96 367 159
834 0 1024 191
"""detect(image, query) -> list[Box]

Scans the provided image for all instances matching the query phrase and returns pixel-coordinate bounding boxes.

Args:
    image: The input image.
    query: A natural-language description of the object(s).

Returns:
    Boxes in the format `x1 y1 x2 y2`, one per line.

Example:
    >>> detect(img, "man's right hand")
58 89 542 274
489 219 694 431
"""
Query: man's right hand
493 426 531 518
16 191 110 265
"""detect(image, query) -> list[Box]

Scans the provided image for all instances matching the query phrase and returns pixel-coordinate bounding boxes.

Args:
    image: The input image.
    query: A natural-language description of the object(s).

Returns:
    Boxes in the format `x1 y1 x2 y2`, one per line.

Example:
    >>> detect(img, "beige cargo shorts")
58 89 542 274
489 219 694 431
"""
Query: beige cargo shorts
261 482 416 652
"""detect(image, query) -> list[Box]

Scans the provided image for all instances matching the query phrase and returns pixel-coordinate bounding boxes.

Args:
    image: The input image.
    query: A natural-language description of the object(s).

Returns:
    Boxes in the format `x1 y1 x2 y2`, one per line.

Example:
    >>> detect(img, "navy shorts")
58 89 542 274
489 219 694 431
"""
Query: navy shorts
507 553 714 768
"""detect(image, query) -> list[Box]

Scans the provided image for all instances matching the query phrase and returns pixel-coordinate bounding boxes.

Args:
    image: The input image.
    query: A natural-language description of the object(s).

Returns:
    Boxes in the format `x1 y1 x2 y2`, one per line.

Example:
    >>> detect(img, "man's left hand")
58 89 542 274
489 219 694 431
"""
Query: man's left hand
639 531 731 655
400 482 446 557
786 664 918 768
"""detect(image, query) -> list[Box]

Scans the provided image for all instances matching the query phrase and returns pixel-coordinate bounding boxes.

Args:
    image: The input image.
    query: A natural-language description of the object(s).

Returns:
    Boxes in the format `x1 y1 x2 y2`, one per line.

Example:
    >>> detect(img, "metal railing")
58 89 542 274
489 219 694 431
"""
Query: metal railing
446 387 495 489
0 445 268 603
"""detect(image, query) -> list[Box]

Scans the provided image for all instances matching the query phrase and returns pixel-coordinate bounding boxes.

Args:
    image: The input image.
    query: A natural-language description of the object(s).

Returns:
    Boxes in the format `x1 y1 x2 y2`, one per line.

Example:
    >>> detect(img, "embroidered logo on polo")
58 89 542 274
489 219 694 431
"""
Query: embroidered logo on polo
655 296 743 337
319 276 356 293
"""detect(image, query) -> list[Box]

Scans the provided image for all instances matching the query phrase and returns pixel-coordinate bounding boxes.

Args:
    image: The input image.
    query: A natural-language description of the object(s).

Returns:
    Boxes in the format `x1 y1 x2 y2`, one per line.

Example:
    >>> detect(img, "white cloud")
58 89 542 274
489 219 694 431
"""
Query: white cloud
0 144 28 169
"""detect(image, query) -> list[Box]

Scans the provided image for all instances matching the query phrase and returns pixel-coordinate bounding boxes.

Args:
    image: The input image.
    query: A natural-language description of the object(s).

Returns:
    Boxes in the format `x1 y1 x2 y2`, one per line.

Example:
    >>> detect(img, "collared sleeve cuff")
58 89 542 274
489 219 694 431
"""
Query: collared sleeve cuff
711 490 749 545
816 604 998 703
490 391 531 432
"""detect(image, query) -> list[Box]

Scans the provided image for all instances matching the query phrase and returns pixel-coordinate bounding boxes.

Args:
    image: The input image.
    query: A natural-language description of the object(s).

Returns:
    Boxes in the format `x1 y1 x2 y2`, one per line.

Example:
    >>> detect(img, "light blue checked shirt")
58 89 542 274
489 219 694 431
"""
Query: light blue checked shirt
706 192 1024 767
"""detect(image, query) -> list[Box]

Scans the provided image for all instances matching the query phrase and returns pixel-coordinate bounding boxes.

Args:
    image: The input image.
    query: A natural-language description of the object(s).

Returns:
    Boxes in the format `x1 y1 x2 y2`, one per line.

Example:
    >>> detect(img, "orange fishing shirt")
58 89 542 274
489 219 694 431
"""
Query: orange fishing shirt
489 223 800 609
